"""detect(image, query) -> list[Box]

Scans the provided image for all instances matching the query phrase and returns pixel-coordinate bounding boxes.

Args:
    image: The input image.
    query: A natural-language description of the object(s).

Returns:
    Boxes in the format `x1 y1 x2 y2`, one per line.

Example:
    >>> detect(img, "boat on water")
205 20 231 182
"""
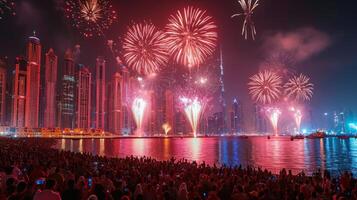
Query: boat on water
291 134 305 140
306 131 326 139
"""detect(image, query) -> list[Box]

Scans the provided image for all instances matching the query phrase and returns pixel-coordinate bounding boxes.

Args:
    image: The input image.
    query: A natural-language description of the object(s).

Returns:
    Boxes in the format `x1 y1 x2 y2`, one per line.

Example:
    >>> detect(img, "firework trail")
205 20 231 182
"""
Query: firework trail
64 0 117 38
123 23 169 75
162 123 172 135
290 107 302 134
231 0 259 40
180 97 206 137
284 74 313 102
0 0 15 20
166 6 218 68
248 70 282 104
265 107 281 136
132 97 147 135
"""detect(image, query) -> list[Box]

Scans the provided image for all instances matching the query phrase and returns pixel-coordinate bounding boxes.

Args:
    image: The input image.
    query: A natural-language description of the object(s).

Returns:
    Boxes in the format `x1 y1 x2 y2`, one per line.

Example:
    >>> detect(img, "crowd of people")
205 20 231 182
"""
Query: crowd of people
0 138 356 200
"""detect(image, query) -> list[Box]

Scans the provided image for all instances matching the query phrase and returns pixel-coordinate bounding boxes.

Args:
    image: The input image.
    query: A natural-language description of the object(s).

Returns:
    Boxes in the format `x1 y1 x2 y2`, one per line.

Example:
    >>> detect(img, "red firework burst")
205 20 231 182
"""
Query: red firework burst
123 23 169 75
64 0 117 38
248 70 282 104
166 6 218 68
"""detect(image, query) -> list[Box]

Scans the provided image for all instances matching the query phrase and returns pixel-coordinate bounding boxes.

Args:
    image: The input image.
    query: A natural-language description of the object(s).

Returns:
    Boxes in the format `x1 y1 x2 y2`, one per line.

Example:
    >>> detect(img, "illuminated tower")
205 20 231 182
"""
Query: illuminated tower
59 49 75 128
218 47 227 134
120 65 131 134
164 89 174 134
146 90 156 135
43 49 58 128
95 57 106 130
0 61 6 125
11 57 27 127
76 66 91 128
25 34 41 128
108 72 122 134
231 98 243 133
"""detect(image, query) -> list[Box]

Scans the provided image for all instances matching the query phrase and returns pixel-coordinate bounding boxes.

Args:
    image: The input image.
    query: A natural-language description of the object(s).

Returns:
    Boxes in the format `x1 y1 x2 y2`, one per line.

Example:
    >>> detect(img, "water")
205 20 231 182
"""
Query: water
54 136 357 176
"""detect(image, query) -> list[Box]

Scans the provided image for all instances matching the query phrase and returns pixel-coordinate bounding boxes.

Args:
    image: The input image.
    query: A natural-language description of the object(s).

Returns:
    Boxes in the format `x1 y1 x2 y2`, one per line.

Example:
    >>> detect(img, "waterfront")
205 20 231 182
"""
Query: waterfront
55 136 357 176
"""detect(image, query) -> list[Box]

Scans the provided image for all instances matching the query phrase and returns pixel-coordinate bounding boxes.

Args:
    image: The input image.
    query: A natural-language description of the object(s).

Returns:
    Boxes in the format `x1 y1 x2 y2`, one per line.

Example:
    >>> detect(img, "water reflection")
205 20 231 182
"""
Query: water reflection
55 137 357 175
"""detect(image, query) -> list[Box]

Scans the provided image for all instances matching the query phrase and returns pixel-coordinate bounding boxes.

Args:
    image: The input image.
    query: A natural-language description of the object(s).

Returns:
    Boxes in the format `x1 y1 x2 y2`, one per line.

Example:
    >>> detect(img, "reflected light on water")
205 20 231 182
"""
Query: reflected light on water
55 137 357 176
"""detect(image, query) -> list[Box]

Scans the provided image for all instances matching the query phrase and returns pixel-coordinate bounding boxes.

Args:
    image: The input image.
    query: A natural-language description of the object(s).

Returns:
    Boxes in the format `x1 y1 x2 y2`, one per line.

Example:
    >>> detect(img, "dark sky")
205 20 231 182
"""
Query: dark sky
0 0 356 129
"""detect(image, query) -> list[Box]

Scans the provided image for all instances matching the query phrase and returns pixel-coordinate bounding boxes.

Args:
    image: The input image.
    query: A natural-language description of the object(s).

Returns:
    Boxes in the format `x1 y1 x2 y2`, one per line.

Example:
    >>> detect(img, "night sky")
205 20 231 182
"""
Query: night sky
0 0 356 129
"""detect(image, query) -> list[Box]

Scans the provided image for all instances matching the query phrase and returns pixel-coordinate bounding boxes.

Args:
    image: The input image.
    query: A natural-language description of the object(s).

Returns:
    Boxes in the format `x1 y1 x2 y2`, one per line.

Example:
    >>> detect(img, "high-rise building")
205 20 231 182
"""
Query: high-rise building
59 49 75 128
43 49 58 128
231 98 243 133
25 35 41 128
0 61 6 125
120 66 131 134
95 57 106 130
254 104 267 133
76 66 91 129
11 57 27 128
146 90 157 135
164 89 175 134
218 48 227 133
108 72 122 134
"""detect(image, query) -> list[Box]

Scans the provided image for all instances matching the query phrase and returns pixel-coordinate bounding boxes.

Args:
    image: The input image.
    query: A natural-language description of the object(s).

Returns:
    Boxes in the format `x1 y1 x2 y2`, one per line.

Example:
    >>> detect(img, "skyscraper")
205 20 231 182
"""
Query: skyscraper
43 49 57 128
0 61 6 125
231 98 243 133
164 89 175 134
120 66 131 134
254 104 267 133
218 48 227 133
59 49 75 128
25 35 41 128
11 57 27 128
76 66 91 129
146 90 157 135
95 57 106 130
108 72 122 134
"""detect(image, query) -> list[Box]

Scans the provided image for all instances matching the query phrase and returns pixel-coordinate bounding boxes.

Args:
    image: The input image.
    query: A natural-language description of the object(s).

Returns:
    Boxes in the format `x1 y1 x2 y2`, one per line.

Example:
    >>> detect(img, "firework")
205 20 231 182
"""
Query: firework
123 23 169 75
231 0 259 40
64 0 117 38
162 123 172 135
180 97 206 137
248 70 282 104
166 6 218 68
131 97 147 134
265 107 281 136
0 0 15 20
290 107 302 134
284 74 313 102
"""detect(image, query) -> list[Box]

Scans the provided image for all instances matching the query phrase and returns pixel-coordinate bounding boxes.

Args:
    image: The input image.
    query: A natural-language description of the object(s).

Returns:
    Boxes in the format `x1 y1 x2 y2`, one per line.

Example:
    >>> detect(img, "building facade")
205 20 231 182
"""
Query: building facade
11 57 27 128
25 36 41 128
108 72 122 134
76 66 91 128
43 49 58 128
59 49 76 128
95 57 106 130
0 62 6 125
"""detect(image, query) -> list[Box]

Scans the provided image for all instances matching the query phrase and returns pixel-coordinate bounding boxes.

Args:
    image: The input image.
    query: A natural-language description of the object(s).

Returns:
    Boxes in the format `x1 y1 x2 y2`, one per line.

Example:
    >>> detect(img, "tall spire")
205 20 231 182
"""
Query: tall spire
219 46 227 134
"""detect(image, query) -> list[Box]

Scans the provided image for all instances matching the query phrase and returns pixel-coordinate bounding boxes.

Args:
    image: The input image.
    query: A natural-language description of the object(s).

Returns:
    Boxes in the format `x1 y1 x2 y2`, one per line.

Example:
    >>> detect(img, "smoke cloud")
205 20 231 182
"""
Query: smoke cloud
262 27 331 62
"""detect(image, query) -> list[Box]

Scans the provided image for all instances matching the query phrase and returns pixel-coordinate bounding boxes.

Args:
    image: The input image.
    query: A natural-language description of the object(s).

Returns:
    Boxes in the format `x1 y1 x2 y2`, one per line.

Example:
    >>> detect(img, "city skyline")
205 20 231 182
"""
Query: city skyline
0 0 356 134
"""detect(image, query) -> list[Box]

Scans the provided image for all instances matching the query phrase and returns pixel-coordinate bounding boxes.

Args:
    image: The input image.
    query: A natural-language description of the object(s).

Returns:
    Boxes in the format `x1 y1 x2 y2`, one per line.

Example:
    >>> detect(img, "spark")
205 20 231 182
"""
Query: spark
180 97 205 137
162 123 172 135
248 70 282 104
123 23 169 75
64 0 117 38
290 107 302 134
284 74 314 102
231 0 259 40
265 107 281 136
166 6 218 68
0 0 15 20
131 97 147 133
